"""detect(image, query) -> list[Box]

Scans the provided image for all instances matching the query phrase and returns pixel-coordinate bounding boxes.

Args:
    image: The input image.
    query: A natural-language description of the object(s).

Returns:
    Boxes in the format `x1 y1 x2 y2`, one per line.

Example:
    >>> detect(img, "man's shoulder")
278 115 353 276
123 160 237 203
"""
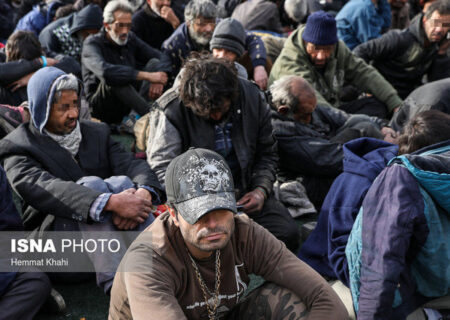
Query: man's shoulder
80 120 109 135
163 23 188 48
126 212 180 261
0 123 35 154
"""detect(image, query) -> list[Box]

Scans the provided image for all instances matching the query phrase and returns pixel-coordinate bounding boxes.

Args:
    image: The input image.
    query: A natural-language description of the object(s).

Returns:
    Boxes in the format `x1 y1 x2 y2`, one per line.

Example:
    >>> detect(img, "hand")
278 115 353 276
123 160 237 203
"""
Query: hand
147 72 168 85
112 213 139 230
149 83 164 100
8 73 34 92
253 65 268 90
135 188 152 202
160 6 180 29
104 188 152 223
237 189 265 214
46 57 59 66
381 127 398 144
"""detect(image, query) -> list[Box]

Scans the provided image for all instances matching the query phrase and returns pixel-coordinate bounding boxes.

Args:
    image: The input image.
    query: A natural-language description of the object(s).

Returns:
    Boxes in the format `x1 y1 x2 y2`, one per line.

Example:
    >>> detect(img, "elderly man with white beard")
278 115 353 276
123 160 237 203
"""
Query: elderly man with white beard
81 0 172 126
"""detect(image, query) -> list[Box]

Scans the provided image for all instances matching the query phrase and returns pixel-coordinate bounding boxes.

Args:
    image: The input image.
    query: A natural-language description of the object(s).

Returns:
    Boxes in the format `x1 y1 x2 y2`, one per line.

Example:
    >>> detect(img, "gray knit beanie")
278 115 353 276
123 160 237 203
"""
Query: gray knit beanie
210 18 246 57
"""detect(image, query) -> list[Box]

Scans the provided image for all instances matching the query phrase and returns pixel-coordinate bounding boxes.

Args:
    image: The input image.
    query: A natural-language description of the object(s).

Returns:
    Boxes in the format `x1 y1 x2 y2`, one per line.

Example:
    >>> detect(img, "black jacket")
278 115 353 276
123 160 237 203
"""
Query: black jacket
81 28 172 102
132 3 175 50
353 14 447 99
0 121 164 231
390 78 450 131
271 105 385 178
39 4 102 61
152 79 278 196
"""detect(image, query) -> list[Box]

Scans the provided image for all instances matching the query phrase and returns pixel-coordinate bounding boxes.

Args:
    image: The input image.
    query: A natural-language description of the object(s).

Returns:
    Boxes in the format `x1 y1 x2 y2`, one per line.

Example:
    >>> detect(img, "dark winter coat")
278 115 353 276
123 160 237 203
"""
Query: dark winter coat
353 14 448 99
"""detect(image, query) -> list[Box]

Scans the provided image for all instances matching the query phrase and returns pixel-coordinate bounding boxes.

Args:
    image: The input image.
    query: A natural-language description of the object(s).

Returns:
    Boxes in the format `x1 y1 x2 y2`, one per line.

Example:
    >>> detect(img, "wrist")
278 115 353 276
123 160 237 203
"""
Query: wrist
40 55 47 68
255 186 268 200
104 194 117 211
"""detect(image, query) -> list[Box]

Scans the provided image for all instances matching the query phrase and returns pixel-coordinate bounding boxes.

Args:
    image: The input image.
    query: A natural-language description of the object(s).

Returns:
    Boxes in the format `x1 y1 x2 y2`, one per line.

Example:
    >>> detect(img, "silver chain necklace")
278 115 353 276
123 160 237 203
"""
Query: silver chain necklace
187 249 221 320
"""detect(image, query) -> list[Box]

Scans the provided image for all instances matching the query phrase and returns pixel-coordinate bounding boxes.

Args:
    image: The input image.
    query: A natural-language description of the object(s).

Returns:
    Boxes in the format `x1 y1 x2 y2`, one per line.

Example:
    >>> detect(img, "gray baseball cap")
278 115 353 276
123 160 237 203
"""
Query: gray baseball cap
165 148 237 225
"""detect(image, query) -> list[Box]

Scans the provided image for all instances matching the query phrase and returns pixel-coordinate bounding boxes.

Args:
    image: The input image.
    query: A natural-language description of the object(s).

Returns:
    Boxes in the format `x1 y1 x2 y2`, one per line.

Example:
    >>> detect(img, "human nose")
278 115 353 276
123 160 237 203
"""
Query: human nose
205 23 215 32
68 106 79 118
317 50 326 60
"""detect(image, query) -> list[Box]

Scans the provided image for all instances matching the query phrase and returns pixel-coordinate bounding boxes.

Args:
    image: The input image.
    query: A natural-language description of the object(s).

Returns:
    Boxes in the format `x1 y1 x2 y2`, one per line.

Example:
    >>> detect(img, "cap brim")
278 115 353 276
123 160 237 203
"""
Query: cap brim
175 192 237 225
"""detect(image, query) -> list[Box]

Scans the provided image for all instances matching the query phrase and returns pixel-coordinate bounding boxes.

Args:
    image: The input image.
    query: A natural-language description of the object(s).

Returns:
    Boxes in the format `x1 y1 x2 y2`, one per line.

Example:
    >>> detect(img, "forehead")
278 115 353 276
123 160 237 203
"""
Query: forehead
53 90 78 104
306 42 335 51
113 10 132 21
194 16 215 23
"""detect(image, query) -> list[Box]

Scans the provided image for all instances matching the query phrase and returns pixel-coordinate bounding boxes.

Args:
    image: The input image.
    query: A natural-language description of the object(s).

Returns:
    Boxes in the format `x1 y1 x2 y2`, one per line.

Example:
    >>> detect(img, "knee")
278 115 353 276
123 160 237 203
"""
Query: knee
76 176 109 192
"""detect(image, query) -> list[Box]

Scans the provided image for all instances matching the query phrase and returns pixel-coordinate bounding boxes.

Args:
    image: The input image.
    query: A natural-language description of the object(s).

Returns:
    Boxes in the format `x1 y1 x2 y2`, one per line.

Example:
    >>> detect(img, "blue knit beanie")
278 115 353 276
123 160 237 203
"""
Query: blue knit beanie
302 11 338 45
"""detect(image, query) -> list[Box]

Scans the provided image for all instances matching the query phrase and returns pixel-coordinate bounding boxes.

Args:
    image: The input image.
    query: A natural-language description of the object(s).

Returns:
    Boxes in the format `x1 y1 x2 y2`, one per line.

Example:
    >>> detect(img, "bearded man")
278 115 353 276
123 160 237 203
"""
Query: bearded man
81 0 171 125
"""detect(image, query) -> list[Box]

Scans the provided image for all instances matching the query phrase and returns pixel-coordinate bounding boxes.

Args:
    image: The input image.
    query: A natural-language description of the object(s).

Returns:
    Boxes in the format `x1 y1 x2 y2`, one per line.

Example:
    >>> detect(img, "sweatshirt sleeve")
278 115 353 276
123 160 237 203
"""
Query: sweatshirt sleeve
245 218 348 320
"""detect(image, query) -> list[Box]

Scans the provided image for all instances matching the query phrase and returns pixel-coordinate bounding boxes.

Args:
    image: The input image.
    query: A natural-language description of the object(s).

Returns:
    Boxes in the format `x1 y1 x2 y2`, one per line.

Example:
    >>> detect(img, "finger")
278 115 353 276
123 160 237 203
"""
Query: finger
10 84 21 92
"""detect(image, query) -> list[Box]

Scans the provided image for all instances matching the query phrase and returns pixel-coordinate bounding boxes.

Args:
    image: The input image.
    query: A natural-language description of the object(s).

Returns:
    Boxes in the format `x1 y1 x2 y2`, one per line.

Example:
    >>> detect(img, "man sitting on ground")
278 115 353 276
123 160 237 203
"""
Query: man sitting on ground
270 75 395 208
81 0 171 126
353 0 450 99
147 54 300 252
269 11 403 119
132 0 180 50
39 4 103 62
162 0 269 89
0 67 165 294
109 148 348 319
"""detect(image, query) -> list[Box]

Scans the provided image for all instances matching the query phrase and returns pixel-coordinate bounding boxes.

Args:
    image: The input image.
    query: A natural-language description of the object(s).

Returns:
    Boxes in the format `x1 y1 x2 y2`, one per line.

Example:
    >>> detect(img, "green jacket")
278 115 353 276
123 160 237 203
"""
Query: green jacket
269 26 402 112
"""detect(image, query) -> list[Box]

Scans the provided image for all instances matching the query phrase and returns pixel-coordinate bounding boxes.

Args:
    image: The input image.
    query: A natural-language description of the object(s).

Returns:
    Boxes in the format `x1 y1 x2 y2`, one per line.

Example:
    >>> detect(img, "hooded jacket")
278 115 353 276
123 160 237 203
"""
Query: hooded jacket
298 138 398 284
269 25 402 112
0 67 164 231
39 4 103 61
353 14 445 99
346 140 450 319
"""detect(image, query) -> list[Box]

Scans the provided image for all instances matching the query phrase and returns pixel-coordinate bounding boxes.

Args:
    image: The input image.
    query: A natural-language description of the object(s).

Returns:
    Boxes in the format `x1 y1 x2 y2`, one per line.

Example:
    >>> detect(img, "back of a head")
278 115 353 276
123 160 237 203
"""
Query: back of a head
5 31 42 62
270 75 315 116
424 0 450 18
397 110 450 155
184 0 218 23
284 0 309 23
179 52 238 117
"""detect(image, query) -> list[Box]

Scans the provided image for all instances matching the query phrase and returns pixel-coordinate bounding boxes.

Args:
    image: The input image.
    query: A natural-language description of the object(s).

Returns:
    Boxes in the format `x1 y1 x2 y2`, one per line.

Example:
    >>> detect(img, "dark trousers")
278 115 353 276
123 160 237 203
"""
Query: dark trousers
89 59 161 124
0 272 51 320
249 195 300 252
339 96 389 119
226 282 308 319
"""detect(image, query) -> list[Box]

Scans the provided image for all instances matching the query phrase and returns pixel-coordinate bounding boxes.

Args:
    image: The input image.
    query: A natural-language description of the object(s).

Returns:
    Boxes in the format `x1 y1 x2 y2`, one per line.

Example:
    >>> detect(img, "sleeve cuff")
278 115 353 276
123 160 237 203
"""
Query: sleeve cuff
138 185 162 204
89 193 112 222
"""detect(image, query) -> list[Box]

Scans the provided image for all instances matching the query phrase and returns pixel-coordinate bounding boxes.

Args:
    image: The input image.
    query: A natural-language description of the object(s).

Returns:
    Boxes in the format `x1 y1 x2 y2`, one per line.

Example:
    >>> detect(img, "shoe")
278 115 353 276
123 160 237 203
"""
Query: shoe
41 288 67 314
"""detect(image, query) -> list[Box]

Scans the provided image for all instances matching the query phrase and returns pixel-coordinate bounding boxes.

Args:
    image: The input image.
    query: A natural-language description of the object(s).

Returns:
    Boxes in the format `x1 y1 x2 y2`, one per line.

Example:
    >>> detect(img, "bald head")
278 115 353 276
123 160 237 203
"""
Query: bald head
270 75 317 124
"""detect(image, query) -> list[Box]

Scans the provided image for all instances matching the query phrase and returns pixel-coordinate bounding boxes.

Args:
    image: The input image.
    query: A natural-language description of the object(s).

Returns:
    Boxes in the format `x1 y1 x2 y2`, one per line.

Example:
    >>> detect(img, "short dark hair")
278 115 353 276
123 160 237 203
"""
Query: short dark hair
397 110 450 155
179 52 238 118
5 31 42 62
424 0 450 19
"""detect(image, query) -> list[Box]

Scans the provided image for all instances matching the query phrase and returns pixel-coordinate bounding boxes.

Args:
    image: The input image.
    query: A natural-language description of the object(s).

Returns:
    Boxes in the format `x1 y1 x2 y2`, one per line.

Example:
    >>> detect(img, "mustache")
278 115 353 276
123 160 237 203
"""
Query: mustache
197 226 227 239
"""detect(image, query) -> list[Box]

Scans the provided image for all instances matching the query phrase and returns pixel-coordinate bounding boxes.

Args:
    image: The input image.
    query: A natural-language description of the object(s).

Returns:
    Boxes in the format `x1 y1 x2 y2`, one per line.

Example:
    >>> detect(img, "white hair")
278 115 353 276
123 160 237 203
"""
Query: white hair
103 0 134 24
184 0 218 23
